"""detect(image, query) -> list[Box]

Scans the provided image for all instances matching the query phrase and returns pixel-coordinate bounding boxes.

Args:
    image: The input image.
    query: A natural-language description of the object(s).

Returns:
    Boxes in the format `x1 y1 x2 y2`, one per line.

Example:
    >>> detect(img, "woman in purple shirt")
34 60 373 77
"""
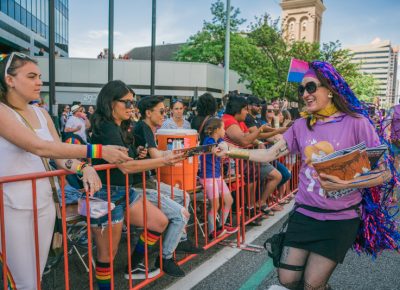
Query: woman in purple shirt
219 61 395 290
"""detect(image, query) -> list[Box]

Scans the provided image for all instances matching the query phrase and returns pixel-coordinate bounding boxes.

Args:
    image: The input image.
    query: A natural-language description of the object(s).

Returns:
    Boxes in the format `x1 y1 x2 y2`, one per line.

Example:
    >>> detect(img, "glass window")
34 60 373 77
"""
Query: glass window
21 0 26 9
1 0 7 14
7 0 14 18
21 7 26 25
27 11 31 29
27 0 31 13
15 2 21 23
31 0 36 17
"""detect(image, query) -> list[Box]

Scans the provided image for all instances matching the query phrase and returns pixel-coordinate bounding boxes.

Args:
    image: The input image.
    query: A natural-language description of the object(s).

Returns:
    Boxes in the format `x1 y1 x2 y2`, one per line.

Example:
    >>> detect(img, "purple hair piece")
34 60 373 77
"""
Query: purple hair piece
310 61 400 257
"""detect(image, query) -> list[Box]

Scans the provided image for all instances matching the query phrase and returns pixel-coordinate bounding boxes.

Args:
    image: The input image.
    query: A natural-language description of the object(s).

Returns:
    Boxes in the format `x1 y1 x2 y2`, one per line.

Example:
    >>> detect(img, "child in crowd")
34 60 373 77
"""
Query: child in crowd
199 118 238 240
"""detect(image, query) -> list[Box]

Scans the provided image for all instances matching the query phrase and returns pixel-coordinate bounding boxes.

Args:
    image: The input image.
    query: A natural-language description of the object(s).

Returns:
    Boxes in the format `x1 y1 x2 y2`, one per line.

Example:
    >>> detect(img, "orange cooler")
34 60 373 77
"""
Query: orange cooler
156 129 198 191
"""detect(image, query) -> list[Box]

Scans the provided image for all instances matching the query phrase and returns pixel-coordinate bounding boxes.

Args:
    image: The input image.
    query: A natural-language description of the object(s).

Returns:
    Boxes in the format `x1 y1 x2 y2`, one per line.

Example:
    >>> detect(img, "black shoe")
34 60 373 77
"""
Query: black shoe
124 262 160 280
155 256 185 277
175 239 204 254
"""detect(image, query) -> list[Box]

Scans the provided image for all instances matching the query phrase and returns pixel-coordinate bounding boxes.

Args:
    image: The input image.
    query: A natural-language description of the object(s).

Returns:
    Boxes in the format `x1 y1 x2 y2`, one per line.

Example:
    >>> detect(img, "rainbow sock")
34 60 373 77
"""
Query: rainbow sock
131 230 161 265
96 261 111 290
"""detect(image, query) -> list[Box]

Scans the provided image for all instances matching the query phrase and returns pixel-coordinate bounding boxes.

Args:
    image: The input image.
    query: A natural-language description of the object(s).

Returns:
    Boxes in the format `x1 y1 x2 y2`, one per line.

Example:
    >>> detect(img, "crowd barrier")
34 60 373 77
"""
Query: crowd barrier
0 149 300 290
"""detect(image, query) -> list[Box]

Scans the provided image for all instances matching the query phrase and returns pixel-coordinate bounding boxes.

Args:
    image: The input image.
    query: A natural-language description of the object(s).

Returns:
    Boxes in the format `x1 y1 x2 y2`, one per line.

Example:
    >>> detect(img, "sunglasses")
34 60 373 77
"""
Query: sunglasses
172 98 183 104
251 103 261 107
151 108 166 115
298 81 323 97
117 99 135 108
267 109 274 113
4 52 35 77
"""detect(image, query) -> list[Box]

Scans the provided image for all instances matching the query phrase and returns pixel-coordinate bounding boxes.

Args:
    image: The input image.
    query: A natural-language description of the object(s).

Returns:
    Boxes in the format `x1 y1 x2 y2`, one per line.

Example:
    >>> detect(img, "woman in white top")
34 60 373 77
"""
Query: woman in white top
0 52 131 289
161 99 191 129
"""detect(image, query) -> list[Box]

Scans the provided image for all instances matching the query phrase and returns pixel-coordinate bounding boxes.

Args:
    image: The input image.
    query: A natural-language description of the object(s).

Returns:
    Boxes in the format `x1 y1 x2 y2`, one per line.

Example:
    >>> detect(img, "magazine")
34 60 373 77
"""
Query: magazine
311 142 387 199
173 143 217 158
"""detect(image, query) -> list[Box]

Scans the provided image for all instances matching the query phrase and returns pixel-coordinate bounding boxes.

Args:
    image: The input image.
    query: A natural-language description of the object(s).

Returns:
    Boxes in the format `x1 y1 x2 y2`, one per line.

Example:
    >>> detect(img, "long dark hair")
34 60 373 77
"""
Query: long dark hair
197 93 217 117
0 53 38 107
91 80 135 144
305 70 359 130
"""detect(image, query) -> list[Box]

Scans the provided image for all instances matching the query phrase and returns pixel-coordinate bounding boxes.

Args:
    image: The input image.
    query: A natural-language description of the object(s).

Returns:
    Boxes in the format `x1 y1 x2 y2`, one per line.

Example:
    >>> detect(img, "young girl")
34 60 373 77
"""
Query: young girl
199 118 237 240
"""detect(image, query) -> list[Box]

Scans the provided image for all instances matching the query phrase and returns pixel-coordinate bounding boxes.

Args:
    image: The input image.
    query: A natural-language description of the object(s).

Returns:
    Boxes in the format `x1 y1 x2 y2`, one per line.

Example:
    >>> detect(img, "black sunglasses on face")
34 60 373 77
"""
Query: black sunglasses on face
117 99 135 108
267 109 273 113
152 108 166 115
251 103 261 107
298 81 322 97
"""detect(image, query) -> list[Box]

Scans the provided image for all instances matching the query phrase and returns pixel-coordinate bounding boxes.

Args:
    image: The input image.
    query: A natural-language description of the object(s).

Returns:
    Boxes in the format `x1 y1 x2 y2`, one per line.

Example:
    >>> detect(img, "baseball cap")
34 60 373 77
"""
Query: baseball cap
71 105 81 113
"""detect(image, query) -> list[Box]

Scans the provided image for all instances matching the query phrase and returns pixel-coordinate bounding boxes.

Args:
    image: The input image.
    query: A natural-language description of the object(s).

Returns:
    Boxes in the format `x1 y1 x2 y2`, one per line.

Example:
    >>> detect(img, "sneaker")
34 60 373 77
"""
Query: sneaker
208 228 227 241
155 256 185 277
223 225 238 234
124 263 160 280
175 239 204 254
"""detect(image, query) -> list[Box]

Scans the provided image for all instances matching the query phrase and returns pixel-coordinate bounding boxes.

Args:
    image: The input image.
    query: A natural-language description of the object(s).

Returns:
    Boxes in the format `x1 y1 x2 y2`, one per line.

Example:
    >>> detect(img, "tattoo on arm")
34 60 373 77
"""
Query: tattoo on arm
65 159 73 170
274 143 288 158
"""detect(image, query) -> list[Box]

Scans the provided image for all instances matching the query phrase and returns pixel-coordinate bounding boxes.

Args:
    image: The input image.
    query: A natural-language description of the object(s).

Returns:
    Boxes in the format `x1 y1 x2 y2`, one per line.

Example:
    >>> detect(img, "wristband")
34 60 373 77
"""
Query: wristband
227 148 250 160
76 162 90 176
87 144 102 159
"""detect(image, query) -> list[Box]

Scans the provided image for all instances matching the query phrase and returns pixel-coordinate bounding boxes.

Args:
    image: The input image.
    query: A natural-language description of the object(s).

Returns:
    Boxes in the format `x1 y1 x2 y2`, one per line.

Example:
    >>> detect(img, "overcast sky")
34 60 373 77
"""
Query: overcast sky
69 0 400 58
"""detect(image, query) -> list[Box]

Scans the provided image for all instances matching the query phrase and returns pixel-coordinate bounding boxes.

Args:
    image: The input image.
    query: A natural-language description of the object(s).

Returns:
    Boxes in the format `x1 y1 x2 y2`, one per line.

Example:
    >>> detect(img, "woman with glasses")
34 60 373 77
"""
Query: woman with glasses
161 99 190 130
218 61 397 289
90 81 187 284
0 52 131 289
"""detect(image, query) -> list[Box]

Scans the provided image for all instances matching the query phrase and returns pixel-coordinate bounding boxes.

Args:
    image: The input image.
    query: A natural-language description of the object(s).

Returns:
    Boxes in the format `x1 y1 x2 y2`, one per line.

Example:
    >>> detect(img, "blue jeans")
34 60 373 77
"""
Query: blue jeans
135 184 189 260
90 185 141 228
276 162 292 188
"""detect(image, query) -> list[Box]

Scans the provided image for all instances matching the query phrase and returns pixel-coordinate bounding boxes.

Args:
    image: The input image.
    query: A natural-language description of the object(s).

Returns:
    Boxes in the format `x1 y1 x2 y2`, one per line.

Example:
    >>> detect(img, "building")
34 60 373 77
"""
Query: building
348 40 399 107
0 0 68 56
126 43 185 61
280 0 325 43
35 57 251 111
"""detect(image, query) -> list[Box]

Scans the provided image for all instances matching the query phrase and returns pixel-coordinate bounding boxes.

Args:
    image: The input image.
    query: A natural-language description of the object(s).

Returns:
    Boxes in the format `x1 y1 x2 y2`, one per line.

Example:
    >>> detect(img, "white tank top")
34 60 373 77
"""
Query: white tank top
0 105 54 209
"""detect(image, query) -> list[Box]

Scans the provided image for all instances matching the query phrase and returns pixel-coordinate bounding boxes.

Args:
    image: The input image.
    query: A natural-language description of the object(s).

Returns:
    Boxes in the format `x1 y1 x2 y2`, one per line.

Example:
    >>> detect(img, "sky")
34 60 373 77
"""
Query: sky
69 0 400 58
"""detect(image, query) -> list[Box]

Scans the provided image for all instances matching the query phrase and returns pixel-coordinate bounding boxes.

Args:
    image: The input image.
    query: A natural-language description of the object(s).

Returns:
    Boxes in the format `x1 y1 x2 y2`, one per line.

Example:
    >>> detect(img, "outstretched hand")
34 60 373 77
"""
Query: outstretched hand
102 145 133 164
163 151 186 166
214 142 229 157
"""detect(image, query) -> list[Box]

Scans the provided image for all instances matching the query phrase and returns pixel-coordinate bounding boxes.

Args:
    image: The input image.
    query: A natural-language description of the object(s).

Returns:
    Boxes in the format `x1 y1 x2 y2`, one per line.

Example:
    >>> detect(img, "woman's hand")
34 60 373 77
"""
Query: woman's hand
214 142 229 157
81 166 102 196
318 173 350 192
102 145 132 164
260 124 275 133
162 151 186 166
136 146 148 159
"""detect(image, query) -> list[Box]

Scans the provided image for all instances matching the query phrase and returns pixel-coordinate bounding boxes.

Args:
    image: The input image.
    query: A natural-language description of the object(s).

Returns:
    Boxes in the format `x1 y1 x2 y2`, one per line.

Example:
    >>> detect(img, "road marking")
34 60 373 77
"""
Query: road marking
165 200 294 290
239 259 274 290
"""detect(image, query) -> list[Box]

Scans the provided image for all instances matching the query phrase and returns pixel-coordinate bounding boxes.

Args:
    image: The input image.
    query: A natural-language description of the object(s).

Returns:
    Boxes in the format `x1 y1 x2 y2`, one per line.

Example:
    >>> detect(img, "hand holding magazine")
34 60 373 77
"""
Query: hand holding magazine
173 143 218 158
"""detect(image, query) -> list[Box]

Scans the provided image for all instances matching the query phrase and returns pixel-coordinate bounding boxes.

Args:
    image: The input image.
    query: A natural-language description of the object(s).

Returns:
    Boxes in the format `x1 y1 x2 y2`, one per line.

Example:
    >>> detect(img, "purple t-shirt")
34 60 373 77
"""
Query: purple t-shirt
283 114 380 220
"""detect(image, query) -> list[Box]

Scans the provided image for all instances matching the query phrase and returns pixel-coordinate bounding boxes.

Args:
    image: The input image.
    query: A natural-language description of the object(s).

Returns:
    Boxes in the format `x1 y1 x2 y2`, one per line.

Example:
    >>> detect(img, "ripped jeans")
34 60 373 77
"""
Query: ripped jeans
89 185 141 228
135 185 189 260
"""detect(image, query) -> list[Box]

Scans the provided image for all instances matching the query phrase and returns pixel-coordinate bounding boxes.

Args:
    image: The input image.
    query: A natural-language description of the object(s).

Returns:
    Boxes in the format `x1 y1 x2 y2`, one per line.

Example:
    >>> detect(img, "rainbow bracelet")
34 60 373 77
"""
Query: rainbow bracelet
87 144 102 159
76 162 89 176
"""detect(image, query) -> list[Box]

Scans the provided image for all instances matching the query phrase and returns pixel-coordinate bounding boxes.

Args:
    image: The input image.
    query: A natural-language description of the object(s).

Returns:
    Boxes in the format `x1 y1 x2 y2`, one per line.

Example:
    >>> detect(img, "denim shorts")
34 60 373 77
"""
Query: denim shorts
90 185 141 227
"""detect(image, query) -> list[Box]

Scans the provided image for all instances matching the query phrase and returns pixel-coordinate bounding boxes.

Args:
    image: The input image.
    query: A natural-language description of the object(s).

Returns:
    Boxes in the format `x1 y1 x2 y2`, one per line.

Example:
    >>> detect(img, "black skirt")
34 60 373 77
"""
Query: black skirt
283 211 360 263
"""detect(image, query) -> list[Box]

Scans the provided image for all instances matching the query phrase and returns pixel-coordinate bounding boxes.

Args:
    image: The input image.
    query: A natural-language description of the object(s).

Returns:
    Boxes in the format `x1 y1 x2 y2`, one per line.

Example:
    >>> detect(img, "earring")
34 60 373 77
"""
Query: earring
328 92 333 99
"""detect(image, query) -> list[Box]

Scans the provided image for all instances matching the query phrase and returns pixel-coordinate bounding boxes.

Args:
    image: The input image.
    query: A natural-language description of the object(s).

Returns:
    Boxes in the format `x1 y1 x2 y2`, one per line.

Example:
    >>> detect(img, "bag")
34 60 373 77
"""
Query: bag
78 196 115 219
264 232 285 268
51 204 63 256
